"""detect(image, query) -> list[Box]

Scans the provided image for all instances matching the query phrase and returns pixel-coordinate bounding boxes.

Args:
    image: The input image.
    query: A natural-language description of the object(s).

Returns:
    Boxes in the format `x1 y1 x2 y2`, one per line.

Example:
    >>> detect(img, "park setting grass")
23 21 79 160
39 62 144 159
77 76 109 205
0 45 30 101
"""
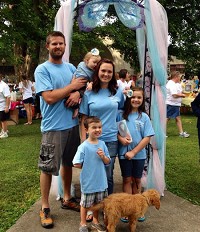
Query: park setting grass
165 113 200 205
0 119 41 232
0 115 200 232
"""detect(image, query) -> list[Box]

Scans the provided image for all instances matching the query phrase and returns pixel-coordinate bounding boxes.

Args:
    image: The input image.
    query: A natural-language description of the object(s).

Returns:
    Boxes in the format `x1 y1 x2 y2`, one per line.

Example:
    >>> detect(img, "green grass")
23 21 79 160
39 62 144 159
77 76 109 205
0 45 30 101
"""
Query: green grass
0 115 200 232
0 119 41 232
166 115 200 205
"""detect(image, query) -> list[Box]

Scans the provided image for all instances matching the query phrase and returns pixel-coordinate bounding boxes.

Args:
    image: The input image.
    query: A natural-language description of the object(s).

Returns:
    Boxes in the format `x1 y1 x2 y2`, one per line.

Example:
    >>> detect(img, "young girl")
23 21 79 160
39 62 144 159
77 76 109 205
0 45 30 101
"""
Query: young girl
66 48 101 118
117 86 155 223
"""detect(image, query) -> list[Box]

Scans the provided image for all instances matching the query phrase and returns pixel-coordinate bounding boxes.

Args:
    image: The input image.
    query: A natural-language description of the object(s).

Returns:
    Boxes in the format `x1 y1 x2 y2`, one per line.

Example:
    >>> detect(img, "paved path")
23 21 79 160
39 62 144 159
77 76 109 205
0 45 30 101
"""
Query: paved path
7 160 200 232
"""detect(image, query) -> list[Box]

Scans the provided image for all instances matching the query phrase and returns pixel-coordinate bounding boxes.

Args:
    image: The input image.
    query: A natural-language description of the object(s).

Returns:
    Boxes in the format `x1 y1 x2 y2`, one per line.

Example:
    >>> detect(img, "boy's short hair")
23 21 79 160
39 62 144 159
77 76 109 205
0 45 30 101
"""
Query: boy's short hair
84 116 101 129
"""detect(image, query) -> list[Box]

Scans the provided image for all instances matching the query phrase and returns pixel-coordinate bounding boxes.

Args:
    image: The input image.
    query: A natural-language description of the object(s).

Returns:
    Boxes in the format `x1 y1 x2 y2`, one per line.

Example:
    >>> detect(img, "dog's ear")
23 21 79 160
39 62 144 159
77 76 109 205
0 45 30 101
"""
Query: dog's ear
152 197 160 210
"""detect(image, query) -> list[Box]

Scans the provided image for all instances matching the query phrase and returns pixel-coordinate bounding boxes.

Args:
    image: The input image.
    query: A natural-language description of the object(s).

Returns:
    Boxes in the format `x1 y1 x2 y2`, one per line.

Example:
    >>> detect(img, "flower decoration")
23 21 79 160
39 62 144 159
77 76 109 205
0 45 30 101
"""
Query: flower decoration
126 89 133 98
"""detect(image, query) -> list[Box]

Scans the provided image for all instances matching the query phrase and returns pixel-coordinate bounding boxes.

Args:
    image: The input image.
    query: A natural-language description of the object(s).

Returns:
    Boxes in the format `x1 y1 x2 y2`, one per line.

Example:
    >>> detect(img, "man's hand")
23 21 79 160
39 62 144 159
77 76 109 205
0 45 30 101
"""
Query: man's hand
71 77 87 90
65 91 80 107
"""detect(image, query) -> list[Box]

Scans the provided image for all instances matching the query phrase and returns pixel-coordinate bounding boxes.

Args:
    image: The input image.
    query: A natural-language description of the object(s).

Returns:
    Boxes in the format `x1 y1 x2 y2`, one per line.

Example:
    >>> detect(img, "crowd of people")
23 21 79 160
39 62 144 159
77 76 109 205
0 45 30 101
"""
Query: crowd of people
0 74 42 139
1 31 199 232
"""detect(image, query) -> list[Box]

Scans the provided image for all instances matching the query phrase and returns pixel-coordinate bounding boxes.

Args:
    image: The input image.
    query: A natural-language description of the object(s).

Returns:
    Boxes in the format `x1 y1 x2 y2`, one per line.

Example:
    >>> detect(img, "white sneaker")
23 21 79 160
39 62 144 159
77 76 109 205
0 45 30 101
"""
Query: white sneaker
0 132 8 139
0 129 8 135
179 132 190 138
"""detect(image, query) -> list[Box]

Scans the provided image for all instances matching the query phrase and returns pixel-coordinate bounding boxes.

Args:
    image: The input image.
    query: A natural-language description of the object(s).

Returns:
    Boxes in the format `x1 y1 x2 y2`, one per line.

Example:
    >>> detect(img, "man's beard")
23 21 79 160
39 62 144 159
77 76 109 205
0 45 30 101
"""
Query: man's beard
50 50 64 60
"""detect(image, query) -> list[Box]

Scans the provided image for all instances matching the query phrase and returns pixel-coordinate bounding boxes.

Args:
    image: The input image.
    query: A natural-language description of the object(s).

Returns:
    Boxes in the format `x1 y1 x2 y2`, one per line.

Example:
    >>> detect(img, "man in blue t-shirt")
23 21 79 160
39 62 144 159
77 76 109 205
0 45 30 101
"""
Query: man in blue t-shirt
34 31 87 228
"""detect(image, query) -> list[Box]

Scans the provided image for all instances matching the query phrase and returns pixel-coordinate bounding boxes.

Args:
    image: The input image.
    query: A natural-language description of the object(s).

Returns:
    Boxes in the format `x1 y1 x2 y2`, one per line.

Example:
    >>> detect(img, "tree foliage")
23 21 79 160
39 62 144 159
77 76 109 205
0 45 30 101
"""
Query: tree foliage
0 0 60 79
160 0 200 74
0 0 199 79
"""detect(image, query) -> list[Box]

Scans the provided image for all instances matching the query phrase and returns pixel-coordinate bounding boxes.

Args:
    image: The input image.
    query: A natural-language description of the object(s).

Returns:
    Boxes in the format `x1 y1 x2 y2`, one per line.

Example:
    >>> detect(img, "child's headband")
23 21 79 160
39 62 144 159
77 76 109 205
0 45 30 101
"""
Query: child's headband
91 48 100 56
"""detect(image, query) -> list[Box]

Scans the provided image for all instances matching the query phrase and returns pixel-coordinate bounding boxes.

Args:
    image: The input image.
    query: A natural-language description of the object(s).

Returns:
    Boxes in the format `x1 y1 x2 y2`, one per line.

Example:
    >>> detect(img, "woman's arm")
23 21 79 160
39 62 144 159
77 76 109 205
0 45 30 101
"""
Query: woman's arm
4 96 10 113
80 114 88 142
31 85 35 93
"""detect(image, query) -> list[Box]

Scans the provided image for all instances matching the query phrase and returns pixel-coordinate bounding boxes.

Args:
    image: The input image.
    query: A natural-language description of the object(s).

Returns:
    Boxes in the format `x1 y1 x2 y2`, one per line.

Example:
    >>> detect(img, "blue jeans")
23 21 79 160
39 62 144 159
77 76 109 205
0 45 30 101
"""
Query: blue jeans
105 141 118 195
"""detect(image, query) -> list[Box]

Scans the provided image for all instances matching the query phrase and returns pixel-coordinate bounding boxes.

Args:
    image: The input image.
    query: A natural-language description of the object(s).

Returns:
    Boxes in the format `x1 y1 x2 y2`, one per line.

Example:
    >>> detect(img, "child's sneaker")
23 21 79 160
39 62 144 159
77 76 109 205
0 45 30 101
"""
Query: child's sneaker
0 132 8 139
138 216 146 222
91 222 107 232
61 197 80 212
39 208 53 228
79 225 89 232
179 132 190 138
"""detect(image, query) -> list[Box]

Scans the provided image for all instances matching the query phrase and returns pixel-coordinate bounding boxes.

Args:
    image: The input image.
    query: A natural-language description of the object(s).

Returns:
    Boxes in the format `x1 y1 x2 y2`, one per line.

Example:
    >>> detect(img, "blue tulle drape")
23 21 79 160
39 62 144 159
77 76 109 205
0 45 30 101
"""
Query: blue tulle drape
77 0 145 31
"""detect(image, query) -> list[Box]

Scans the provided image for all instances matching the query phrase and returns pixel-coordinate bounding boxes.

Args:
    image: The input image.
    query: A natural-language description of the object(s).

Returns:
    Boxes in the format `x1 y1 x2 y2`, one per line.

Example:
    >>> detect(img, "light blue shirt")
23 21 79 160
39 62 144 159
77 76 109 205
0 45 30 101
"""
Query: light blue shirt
73 140 110 194
118 111 155 160
79 88 124 142
34 61 78 132
75 61 94 81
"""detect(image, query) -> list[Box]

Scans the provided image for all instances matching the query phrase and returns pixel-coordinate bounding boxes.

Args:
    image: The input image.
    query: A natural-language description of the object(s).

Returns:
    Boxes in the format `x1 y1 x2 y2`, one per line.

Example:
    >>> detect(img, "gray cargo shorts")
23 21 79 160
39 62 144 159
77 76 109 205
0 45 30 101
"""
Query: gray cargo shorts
38 125 80 175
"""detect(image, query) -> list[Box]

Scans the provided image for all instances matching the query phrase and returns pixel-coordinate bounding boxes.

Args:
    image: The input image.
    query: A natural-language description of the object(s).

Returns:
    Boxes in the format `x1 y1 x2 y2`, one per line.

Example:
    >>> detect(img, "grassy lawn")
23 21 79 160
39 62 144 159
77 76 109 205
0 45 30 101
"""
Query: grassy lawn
0 118 41 232
0 115 200 232
165 114 200 205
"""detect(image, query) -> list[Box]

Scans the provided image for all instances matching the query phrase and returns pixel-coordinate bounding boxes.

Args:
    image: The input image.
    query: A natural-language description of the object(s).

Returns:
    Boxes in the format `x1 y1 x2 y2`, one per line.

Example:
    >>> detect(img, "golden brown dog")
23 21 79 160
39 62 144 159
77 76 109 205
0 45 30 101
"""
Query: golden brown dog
89 189 160 232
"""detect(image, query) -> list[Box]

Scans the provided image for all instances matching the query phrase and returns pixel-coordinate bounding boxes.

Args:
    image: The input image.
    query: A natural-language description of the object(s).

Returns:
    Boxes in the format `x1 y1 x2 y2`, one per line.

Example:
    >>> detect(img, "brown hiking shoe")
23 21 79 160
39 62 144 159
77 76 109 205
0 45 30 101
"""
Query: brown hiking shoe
61 197 80 212
40 208 53 228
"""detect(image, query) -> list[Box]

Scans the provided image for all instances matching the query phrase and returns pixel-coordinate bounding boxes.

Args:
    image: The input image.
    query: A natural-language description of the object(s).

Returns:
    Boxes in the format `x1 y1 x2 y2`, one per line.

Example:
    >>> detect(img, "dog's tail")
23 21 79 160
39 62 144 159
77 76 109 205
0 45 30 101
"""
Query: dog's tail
88 201 105 211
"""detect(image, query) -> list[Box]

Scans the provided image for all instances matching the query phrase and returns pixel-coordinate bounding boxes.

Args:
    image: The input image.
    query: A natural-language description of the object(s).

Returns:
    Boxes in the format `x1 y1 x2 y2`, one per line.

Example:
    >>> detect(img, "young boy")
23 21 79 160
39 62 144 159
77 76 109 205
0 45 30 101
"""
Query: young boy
73 116 110 232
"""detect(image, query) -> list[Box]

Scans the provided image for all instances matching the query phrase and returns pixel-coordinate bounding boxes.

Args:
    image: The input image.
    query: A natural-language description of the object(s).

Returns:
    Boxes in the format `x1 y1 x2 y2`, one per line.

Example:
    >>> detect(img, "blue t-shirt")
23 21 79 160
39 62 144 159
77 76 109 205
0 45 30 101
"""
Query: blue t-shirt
34 61 78 132
118 111 155 160
73 140 110 194
75 61 94 81
79 88 124 142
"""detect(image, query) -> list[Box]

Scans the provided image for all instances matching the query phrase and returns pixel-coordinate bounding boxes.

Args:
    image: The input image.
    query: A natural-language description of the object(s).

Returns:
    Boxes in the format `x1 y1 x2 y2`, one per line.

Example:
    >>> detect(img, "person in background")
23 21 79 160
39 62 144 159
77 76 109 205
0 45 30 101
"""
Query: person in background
191 93 200 162
73 116 110 232
117 86 155 223
126 74 136 88
34 31 87 228
117 69 130 98
136 73 143 87
34 93 42 119
19 74 35 125
0 74 11 139
166 71 190 138
79 59 124 196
